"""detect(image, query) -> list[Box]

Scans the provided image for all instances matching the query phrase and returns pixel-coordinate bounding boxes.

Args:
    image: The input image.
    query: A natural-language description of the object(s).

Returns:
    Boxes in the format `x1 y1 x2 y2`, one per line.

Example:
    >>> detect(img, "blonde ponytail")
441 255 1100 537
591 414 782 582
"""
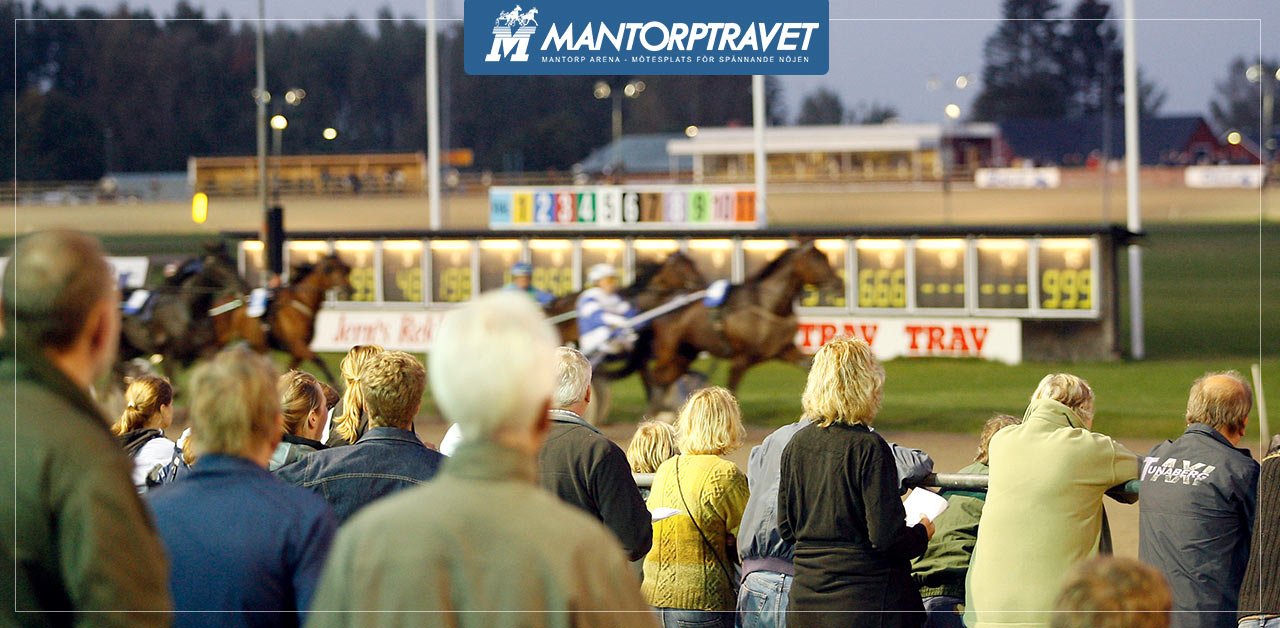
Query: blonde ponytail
332 344 384 443
112 375 174 435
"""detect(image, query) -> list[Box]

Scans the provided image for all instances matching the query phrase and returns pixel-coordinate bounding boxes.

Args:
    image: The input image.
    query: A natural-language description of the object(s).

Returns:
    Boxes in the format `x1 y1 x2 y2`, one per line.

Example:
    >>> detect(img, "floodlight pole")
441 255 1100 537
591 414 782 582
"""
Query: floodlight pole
752 75 768 222
256 0 267 236
426 0 443 230
1123 0 1144 360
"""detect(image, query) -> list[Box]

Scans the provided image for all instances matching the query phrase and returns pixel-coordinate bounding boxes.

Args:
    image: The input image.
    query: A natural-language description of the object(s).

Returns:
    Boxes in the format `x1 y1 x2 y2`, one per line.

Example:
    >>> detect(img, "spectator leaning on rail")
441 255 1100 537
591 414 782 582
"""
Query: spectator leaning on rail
1051 556 1173 628
736 336 935 628
146 346 336 625
0 230 172 625
1139 371 1258 628
308 291 654 626
776 336 934 628
277 351 444 524
643 386 750 628
1237 444 1280 628
909 414 1020 628
964 373 1140 628
268 370 330 471
536 346 652 561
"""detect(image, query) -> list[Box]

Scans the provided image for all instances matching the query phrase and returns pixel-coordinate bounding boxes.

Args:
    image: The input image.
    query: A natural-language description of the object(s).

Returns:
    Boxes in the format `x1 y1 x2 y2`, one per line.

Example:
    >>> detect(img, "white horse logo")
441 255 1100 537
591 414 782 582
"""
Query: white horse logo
486 4 538 62
519 8 538 26
495 4 530 27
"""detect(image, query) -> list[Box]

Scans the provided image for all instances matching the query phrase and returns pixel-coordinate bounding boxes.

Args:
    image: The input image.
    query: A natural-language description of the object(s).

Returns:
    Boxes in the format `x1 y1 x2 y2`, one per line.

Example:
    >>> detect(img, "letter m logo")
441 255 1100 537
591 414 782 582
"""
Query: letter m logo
486 26 533 62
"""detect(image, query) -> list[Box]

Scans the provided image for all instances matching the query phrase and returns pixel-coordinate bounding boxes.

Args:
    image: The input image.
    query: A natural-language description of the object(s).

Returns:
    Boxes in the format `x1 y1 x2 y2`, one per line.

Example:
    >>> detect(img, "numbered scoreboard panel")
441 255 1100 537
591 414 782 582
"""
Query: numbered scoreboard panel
489 185 760 230
237 234 1101 320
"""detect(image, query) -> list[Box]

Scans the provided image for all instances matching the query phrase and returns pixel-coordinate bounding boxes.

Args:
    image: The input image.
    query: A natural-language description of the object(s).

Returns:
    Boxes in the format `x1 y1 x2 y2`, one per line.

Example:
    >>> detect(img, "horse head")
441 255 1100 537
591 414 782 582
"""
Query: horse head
319 254 354 300
792 241 842 292
663 251 708 292
199 241 249 295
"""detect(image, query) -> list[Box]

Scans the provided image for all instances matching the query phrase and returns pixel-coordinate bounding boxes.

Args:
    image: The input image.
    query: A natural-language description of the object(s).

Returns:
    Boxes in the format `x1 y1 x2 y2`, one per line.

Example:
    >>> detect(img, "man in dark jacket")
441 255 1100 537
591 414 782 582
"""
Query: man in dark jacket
0 230 172 625
537 347 652 561
277 351 444 523
1139 371 1259 628
736 416 934 628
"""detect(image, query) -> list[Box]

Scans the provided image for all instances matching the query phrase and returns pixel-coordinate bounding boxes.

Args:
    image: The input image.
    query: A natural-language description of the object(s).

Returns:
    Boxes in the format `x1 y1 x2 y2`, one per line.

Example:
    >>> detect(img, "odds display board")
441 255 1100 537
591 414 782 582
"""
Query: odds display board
489 185 761 230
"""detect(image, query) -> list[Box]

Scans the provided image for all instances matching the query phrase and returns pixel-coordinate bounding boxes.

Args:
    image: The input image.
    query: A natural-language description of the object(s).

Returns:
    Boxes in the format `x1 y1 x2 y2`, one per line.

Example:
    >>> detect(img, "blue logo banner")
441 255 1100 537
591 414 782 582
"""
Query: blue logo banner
464 0 828 75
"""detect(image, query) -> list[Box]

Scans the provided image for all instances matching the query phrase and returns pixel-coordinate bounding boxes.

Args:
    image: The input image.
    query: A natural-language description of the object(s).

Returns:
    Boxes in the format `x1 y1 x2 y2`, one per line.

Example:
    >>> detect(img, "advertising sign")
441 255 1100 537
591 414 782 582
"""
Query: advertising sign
1183 165 1264 188
464 0 829 75
0 256 149 290
489 185 761 230
974 167 1062 189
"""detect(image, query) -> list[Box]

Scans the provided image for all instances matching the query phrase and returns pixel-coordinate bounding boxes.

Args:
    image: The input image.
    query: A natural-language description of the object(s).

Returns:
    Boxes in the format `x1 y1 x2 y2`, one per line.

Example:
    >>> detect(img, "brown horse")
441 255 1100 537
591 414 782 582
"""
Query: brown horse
544 250 706 346
645 241 843 411
214 254 353 383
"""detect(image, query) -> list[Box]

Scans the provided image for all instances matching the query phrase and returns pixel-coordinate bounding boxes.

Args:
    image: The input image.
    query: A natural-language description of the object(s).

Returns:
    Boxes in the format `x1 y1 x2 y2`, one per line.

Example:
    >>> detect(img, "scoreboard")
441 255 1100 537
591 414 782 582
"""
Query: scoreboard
489 185 762 230
236 229 1107 320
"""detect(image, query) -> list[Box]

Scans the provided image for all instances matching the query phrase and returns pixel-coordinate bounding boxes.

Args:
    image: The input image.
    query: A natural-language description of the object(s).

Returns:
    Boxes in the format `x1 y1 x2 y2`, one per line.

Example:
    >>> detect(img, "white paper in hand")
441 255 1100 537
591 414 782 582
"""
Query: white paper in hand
903 488 948 526
651 507 682 522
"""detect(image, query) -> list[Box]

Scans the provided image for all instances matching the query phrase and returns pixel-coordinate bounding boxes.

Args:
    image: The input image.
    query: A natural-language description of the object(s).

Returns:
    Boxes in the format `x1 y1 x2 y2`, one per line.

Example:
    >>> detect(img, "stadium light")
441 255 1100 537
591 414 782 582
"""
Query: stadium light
685 125 698 138
955 75 969 89
593 81 611 100
1226 131 1242 145
945 104 961 119
270 115 288 130
191 192 208 224
323 127 338 140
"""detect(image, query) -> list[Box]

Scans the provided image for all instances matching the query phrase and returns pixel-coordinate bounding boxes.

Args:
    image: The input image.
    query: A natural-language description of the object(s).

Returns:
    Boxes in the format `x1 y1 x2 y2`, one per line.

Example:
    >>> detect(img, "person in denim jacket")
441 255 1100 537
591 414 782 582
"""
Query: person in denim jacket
276 351 444 523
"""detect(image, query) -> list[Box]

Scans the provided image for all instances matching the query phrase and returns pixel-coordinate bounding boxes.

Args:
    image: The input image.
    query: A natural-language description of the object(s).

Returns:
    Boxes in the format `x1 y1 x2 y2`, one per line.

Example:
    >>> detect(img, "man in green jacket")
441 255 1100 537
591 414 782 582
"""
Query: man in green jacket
308 291 654 627
0 231 172 627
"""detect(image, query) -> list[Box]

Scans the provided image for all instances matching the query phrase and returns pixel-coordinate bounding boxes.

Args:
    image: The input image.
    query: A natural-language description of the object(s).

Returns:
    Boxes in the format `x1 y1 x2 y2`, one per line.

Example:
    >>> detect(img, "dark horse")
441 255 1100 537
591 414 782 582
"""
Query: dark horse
117 241 248 380
645 241 843 412
213 254 353 384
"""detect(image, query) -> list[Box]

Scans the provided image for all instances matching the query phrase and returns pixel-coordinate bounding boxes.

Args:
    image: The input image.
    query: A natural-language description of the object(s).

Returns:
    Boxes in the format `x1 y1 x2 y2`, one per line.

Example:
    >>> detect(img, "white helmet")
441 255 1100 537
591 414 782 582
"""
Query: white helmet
587 263 618 284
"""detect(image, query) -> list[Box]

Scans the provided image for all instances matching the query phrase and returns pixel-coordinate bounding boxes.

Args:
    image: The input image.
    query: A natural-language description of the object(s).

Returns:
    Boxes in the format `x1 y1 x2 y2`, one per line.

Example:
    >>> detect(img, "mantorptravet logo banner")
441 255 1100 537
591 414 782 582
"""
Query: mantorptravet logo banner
464 0 829 75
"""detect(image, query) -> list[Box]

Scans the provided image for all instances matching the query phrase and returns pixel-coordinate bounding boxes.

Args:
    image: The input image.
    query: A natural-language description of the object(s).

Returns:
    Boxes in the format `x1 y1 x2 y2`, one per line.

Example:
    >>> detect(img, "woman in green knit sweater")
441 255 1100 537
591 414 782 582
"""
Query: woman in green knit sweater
642 386 749 628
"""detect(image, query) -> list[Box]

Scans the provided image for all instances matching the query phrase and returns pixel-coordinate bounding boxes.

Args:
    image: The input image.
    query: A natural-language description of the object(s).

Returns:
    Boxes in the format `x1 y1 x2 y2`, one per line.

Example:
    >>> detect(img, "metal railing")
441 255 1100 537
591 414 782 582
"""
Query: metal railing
632 472 1142 502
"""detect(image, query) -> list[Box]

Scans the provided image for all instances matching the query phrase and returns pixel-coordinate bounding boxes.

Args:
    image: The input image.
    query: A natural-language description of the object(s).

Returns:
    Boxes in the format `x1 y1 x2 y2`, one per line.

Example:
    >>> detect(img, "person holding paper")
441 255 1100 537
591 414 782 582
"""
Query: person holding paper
777 336 935 628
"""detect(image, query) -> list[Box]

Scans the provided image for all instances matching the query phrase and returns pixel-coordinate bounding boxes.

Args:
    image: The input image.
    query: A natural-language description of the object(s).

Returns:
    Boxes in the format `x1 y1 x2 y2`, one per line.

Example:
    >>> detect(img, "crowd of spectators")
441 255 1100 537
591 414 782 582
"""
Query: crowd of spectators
2 229 1277 628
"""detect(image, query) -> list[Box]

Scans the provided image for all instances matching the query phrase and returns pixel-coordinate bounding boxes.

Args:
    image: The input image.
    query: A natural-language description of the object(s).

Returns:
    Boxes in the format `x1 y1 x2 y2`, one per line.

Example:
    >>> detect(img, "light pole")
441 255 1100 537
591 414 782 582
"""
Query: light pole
594 80 646 177
270 114 287 201
942 103 961 224
1246 63 1278 162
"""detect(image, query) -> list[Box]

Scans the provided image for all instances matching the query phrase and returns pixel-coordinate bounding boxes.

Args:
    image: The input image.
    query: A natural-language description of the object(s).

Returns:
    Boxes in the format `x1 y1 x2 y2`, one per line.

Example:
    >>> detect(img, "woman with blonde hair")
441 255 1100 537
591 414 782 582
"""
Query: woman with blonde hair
965 373 1139 628
777 336 934 628
642 386 749 628
112 375 186 492
324 344 384 446
269 370 330 470
627 420 680 500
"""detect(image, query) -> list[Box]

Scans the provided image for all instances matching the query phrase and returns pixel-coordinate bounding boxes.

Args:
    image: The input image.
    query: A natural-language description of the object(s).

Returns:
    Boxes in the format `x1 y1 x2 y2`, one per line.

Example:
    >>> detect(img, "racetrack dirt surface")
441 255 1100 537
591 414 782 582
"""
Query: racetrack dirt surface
412 421 1266 560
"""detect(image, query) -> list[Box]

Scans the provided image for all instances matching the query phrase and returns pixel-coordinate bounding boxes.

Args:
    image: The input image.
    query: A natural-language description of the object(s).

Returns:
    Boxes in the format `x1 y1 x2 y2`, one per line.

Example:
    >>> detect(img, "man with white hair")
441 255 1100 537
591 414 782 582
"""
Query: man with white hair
538 347 652 561
576 263 638 361
308 292 655 627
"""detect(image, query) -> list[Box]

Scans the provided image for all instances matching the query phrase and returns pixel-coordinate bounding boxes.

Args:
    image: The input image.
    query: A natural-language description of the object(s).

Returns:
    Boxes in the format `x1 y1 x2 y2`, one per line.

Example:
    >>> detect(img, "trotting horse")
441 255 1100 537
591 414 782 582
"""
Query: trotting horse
117 241 248 380
644 241 843 412
214 254 353 384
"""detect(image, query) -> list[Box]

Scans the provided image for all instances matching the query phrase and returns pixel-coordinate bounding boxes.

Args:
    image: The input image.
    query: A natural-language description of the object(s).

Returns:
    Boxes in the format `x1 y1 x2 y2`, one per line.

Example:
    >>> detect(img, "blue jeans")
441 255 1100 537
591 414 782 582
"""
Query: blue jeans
656 607 736 628
922 595 964 628
736 571 793 628
1239 618 1280 628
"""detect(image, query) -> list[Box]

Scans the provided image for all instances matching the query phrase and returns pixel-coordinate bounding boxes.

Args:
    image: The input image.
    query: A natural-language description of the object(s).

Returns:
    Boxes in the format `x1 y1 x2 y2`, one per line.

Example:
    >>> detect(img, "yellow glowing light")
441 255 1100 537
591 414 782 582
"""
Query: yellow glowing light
322 127 338 140
814 239 847 252
529 240 571 250
633 239 679 251
582 239 624 250
383 240 424 251
856 239 906 251
977 239 1027 251
430 240 472 251
1040 238 1093 250
1226 131 1242 145
270 115 288 130
916 238 966 250
685 125 699 138
480 240 522 251
289 240 330 252
334 241 374 251
688 239 732 251
191 192 208 224
742 240 789 251
242 241 264 252
945 104 961 119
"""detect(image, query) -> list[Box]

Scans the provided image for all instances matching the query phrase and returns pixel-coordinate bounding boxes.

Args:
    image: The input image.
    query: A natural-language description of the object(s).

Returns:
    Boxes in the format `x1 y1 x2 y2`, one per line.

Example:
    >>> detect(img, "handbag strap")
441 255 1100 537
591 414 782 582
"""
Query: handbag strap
675 455 736 589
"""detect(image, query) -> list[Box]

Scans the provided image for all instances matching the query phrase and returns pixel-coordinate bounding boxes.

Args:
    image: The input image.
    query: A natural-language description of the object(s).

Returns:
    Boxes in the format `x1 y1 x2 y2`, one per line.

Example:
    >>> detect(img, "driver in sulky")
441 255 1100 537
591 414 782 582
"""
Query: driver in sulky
575 263 638 363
